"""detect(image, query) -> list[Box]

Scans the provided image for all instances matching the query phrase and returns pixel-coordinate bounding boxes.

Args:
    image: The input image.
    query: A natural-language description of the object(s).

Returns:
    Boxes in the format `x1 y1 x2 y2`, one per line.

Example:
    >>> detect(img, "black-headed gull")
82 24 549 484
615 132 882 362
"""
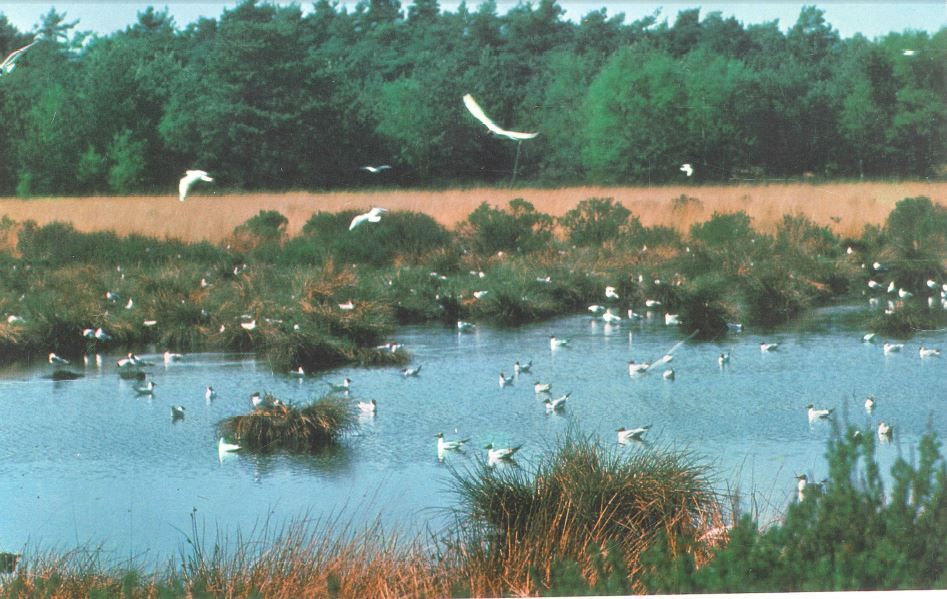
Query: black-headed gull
349 207 389 231
919 346 941 358
361 165 391 173
549 336 570 349
864 395 875 412
484 443 522 463
544 393 570 412
760 342 779 352
883 342 903 355
806 404 833 421
205 386 217 401
171 405 186 420
179 170 213 202
605 286 619 299
401 365 422 377
499 372 514 387
462 94 538 141
436 432 469 452
533 381 552 394
134 380 157 396
48 352 69 365
878 421 893 441
718 352 730 367
617 425 650 444
358 399 377 414
514 360 532 374
680 163 693 177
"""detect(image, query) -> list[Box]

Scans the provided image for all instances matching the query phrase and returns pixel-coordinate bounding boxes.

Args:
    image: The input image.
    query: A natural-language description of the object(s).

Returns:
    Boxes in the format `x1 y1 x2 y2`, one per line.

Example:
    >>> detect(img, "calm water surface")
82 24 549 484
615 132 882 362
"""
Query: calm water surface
1 307 944 562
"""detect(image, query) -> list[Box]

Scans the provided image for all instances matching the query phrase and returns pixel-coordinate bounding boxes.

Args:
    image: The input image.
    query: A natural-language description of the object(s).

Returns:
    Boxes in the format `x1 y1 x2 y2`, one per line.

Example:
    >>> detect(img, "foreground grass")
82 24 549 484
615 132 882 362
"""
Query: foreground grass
4 429 945 597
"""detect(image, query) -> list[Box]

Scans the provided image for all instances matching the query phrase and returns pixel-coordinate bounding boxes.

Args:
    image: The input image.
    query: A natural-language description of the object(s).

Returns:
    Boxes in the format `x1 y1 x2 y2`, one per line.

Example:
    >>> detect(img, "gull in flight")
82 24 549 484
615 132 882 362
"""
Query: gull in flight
902 49 916 56
680 163 694 177
462 94 538 141
179 170 213 202
629 330 698 376
0 40 36 75
617 425 650 444
361 165 391 173
349 207 388 231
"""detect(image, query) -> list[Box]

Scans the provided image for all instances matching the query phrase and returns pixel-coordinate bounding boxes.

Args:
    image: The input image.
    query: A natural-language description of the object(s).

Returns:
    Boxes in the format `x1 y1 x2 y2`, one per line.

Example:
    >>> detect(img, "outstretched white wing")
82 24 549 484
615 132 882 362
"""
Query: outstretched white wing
463 94 538 141
645 329 699 372
0 40 37 74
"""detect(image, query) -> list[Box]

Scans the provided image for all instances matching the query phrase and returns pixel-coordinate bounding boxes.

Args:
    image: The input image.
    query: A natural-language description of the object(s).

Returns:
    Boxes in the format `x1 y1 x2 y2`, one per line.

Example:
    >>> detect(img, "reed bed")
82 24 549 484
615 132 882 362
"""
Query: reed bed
0 182 942 243
217 395 357 452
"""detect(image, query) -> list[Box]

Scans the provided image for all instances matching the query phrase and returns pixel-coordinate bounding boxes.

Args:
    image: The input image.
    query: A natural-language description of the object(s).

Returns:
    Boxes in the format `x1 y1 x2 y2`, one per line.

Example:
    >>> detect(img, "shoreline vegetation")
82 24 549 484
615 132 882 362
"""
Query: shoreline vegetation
2 428 944 596
0 192 944 370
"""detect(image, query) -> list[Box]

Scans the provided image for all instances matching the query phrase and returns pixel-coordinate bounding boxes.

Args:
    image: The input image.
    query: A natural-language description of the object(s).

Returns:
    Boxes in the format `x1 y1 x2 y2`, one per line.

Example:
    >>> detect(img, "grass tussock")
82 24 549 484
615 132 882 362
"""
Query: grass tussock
445 432 721 596
218 395 357 452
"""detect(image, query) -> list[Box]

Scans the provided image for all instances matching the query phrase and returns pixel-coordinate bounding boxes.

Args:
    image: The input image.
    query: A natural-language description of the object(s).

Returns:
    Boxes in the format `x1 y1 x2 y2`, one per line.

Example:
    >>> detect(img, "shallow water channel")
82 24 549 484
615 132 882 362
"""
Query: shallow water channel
1 307 944 563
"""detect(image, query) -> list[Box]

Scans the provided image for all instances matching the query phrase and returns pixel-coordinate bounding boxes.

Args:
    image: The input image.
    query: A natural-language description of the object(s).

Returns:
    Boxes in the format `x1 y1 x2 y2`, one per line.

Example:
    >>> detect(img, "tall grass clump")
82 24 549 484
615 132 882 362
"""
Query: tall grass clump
446 432 720 595
642 426 947 593
218 395 357 452
676 274 733 338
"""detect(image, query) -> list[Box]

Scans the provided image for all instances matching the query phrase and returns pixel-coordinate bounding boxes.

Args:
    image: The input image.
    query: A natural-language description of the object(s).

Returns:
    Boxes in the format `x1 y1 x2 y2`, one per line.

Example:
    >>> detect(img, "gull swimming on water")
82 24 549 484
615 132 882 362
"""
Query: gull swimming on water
878 421 893 441
205 386 217 401
544 393 570 412
514 360 532 374
807 404 833 421
349 207 389 231
919 346 941 358
358 399 377 414
718 352 731 367
549 336 570 350
883 342 903 355
401 365 422 377
134 380 157 396
617 425 651 444
760 342 779 352
171 405 186 420
328 378 352 392
499 372 514 387
865 395 875 413
588 305 606 315
533 381 552 394
436 432 469 452
484 443 522 464
48 352 69 365
179 170 213 202
218 437 241 460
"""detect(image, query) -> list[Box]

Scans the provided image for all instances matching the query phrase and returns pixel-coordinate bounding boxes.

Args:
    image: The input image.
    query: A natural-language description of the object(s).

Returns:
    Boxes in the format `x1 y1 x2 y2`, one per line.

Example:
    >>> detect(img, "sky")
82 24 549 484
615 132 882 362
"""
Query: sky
0 1 944 40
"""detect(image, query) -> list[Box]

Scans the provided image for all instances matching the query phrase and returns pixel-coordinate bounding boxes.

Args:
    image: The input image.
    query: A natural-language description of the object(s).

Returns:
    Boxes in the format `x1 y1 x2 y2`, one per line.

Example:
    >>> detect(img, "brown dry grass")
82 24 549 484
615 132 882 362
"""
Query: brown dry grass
0 181 943 243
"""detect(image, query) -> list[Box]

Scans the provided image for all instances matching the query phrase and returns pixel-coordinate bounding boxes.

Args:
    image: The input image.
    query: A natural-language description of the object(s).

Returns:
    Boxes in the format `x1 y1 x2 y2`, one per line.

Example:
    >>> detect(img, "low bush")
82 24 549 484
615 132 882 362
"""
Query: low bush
461 199 554 255
641 426 947 592
559 197 634 247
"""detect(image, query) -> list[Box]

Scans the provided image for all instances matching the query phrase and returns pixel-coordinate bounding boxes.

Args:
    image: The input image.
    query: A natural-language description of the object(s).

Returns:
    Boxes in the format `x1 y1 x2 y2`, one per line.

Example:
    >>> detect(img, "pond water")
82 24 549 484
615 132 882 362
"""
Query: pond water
1 308 944 563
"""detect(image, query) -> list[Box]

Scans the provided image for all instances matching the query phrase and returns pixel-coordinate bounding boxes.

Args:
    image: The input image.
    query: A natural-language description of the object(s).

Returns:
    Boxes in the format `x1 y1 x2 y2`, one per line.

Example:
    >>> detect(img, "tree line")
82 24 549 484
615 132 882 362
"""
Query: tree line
0 0 944 197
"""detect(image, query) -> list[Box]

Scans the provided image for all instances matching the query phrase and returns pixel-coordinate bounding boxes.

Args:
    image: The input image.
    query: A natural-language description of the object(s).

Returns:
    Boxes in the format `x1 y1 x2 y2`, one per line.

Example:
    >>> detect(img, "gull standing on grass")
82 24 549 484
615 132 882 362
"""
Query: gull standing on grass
179 170 213 202
349 207 389 231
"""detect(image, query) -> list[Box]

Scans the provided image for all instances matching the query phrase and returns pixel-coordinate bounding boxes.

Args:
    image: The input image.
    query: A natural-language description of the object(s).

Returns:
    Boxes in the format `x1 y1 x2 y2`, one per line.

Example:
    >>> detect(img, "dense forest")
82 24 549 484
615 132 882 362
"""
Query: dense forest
0 0 944 196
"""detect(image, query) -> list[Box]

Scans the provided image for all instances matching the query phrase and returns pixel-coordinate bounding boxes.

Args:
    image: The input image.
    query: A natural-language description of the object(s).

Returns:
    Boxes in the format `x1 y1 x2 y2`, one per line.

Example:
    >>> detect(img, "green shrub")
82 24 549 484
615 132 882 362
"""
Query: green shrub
885 196 947 258
642 427 947 592
559 197 633 247
690 211 755 249
462 199 553 255
235 210 288 245
294 210 452 267
676 275 732 338
741 269 806 326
